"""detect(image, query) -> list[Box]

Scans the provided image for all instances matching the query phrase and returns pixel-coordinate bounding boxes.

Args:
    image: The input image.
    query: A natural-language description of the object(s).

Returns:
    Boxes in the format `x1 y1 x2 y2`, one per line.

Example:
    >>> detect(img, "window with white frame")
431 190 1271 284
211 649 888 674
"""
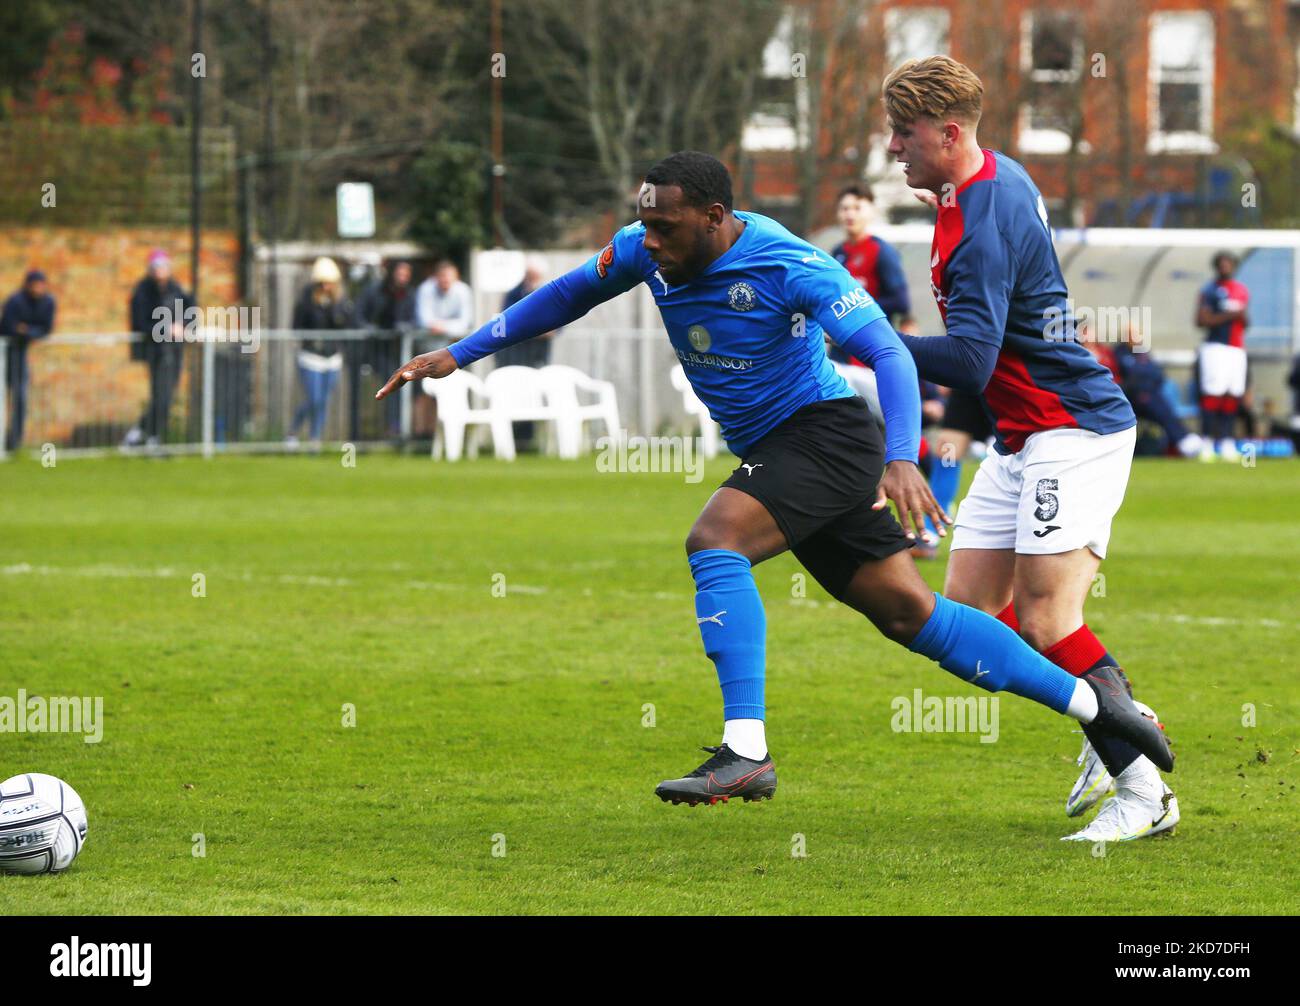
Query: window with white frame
742 9 804 152
884 7 950 69
1149 11 1216 154
1019 11 1084 155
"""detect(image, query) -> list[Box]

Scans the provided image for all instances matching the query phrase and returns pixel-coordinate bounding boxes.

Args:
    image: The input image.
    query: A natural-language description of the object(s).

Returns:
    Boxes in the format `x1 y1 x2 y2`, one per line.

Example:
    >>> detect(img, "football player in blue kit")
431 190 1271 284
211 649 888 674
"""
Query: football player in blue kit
377 151 1171 813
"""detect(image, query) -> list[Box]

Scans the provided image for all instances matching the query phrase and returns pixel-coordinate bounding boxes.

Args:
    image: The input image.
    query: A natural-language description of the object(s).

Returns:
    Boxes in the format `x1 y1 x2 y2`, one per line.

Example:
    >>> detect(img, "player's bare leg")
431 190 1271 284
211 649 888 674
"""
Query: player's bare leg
943 545 1015 614
838 548 941 644
684 487 789 564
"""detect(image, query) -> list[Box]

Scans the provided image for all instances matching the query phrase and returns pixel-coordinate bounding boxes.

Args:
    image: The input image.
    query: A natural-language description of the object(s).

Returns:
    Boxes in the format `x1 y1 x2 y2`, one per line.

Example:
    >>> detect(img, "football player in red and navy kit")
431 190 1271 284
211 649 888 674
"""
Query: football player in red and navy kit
1195 252 1250 460
882 56 1178 842
830 185 911 361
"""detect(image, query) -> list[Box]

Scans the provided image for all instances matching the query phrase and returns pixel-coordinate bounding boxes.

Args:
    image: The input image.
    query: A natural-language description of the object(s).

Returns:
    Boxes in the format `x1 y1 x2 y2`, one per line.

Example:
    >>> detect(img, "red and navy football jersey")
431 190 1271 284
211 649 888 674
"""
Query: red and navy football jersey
930 150 1135 453
1199 279 1249 347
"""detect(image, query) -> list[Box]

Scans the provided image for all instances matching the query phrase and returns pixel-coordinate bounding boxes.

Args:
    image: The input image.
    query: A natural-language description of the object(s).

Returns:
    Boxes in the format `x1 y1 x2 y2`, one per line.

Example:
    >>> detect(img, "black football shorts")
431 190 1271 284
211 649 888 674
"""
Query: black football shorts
940 388 994 442
719 395 911 600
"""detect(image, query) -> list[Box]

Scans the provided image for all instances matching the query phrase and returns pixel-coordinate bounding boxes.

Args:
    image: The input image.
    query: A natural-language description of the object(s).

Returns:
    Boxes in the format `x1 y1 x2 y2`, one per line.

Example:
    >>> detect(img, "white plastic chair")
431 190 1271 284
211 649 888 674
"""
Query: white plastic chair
670 364 720 459
482 365 561 461
832 361 882 422
539 365 621 455
422 370 500 461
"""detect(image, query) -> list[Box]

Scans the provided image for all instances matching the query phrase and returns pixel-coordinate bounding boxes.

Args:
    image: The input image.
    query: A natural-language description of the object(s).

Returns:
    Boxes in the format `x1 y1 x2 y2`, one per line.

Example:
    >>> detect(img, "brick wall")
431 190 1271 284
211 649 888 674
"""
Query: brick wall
0 227 240 446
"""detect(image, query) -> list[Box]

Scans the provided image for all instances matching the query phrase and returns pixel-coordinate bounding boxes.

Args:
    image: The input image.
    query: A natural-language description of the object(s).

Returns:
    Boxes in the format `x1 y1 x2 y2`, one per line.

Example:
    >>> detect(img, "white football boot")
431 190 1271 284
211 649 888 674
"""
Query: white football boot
1065 699 1165 818
1066 736 1114 817
1061 757 1179 842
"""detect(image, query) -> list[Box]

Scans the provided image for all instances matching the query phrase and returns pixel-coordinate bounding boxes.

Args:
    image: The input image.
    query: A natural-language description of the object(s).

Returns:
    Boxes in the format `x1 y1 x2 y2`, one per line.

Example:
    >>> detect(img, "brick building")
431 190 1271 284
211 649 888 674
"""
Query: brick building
740 0 1298 229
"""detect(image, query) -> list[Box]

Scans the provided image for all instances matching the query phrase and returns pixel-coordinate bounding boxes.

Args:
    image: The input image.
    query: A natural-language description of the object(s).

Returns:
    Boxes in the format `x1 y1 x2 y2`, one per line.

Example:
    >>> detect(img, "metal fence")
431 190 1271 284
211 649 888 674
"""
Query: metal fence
0 327 693 459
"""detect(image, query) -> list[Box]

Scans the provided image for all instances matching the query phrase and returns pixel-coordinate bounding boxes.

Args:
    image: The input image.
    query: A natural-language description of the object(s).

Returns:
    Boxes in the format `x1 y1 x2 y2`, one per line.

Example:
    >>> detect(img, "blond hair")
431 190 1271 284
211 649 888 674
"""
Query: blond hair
883 55 983 126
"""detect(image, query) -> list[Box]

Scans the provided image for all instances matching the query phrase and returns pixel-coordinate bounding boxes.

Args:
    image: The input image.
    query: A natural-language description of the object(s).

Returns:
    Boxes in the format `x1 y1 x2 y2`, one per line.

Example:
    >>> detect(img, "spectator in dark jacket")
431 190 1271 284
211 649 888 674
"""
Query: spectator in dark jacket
124 250 191 448
496 257 560 369
1287 352 1300 448
1 270 56 452
355 260 416 439
287 257 355 445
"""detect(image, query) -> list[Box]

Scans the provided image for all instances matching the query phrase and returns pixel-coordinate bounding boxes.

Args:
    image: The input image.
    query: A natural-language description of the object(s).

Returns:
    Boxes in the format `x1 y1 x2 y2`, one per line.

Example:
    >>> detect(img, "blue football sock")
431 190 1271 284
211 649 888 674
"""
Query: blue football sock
925 458 961 538
689 548 766 721
930 457 962 516
908 593 1076 713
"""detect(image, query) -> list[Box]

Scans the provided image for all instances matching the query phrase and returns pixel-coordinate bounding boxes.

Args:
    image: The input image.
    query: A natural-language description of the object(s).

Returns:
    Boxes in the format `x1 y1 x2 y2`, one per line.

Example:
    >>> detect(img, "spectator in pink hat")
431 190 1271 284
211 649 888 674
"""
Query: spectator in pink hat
123 248 192 449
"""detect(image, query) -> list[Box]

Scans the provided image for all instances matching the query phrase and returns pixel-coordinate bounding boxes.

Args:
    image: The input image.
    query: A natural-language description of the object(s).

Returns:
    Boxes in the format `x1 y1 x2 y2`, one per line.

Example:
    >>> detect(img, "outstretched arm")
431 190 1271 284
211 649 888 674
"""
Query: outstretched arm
376 246 638 400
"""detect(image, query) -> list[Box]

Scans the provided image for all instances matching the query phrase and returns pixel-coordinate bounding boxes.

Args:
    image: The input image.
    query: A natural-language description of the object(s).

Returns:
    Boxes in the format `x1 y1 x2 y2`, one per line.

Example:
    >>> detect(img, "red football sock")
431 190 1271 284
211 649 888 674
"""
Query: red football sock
995 601 1019 633
1043 624 1108 677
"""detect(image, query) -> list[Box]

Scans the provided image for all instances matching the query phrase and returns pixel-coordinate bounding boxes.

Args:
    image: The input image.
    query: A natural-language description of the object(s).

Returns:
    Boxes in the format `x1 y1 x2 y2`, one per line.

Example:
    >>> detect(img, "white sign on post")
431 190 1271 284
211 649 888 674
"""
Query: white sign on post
336 182 376 238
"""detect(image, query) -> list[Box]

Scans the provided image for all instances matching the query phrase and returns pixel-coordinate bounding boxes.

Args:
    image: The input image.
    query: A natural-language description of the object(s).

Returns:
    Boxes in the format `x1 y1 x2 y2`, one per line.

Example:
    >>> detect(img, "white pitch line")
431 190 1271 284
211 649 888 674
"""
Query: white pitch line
3 563 1289 627
0 562 547 595
1131 611 1285 630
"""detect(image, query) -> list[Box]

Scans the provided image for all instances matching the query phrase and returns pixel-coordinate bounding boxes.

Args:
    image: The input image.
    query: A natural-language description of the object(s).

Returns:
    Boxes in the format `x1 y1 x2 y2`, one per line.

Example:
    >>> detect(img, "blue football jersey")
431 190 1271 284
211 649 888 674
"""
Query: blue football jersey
579 211 885 455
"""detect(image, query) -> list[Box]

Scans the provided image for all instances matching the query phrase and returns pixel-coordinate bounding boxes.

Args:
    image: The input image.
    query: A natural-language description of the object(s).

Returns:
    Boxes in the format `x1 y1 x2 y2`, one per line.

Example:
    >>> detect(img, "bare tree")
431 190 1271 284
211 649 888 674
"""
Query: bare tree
786 0 880 233
515 0 781 214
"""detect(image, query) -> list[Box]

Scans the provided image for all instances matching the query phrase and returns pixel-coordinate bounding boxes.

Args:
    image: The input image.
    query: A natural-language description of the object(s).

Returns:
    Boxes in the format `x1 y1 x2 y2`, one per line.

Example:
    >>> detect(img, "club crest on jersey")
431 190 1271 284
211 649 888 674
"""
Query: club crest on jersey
687 324 711 351
831 286 874 320
727 281 757 312
595 242 615 279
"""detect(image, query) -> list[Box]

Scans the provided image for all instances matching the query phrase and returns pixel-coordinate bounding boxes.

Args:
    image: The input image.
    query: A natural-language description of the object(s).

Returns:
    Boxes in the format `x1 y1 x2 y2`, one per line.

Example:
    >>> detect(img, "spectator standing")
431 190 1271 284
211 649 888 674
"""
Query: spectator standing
287 256 355 447
496 257 559 368
495 257 561 450
1 269 56 452
1195 251 1249 461
1288 352 1300 449
356 259 417 440
124 249 191 448
413 259 473 439
415 259 473 344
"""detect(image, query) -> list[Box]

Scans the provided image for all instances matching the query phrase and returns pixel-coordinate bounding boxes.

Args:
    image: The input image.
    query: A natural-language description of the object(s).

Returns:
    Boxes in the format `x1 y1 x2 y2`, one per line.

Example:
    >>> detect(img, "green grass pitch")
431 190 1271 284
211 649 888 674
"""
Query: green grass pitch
1 452 1296 914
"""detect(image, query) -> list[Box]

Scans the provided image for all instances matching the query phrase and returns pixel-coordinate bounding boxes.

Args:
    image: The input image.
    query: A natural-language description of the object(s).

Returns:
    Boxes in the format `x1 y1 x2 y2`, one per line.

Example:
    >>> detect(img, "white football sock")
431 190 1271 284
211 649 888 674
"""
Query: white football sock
722 718 767 760
1066 679 1099 723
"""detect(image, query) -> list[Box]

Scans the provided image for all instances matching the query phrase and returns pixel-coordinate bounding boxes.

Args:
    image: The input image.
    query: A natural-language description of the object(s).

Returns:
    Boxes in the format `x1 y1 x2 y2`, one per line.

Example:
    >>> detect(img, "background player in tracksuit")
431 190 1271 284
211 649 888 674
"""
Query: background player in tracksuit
376 151 1169 813
882 57 1177 842
1195 252 1250 461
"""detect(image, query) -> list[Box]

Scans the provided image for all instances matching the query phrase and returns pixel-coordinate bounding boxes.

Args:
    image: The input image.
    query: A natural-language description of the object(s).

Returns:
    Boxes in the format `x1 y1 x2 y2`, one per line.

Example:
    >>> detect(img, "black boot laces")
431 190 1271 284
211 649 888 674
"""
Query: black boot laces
686 744 742 778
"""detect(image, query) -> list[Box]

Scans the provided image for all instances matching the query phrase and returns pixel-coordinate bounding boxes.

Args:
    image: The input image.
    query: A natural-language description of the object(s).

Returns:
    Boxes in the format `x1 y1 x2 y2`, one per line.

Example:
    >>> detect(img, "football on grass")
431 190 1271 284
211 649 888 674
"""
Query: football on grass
0 773 89 874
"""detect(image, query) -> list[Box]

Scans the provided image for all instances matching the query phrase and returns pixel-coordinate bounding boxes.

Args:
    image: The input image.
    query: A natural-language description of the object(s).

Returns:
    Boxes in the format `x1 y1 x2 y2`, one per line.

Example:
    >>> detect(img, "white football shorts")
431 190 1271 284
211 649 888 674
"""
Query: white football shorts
949 425 1136 559
1198 342 1248 397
